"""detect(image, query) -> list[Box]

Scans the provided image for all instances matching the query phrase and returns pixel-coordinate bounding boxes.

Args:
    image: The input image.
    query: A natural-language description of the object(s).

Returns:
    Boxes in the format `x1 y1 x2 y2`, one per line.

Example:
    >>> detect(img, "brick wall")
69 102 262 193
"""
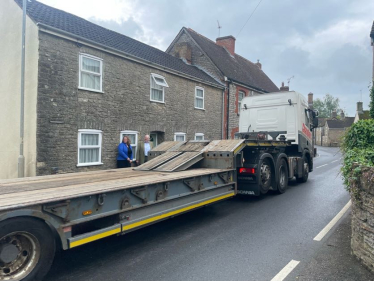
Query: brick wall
36 33 223 175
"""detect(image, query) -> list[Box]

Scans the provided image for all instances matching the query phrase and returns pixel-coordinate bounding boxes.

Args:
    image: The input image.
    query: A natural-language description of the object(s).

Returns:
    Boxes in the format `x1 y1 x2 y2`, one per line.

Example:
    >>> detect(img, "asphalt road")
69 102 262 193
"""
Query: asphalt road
45 146 350 281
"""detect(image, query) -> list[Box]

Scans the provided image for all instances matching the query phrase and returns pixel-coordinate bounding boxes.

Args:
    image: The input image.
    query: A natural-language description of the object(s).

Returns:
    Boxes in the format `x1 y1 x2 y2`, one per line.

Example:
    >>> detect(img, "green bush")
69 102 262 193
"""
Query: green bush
341 119 374 152
341 120 374 197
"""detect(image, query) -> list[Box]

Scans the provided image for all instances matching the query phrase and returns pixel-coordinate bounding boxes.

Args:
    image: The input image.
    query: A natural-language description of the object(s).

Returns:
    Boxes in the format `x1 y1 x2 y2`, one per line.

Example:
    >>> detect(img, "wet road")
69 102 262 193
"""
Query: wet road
45 146 349 281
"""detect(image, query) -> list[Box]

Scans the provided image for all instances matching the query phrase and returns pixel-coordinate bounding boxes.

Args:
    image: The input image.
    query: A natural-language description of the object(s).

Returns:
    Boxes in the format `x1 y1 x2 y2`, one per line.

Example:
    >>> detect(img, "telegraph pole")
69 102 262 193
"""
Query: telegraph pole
18 0 27 178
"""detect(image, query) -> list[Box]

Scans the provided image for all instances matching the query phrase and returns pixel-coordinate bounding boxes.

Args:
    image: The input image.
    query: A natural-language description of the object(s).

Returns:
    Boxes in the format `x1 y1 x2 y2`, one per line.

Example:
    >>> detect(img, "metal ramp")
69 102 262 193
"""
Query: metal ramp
135 139 246 173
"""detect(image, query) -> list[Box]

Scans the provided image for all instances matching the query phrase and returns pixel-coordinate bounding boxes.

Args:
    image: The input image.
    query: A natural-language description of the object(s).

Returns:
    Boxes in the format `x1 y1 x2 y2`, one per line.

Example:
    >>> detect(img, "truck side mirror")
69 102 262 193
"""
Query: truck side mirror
312 117 318 129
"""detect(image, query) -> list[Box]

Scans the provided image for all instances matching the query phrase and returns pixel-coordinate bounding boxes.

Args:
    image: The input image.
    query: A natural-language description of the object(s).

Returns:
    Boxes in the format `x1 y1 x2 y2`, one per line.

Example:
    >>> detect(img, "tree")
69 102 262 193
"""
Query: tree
313 94 340 118
370 82 374 119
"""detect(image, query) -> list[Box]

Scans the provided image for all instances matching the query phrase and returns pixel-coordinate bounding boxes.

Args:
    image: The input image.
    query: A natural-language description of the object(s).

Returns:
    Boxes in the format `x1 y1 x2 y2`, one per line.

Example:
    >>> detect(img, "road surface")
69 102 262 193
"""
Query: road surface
46 146 351 281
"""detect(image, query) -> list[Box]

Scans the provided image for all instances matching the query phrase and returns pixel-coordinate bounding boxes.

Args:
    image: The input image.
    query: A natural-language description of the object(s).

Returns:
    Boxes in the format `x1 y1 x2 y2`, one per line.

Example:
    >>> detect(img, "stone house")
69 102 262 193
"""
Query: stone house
314 111 354 147
166 28 279 139
0 0 224 179
354 102 370 123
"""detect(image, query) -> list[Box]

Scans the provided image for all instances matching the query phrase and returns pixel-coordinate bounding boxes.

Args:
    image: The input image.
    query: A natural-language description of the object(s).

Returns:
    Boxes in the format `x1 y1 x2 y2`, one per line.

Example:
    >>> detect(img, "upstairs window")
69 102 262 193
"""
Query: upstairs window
195 133 204 140
150 73 168 102
238 91 245 113
77 129 102 166
195 87 204 109
174 132 186 141
79 54 103 92
120 131 139 160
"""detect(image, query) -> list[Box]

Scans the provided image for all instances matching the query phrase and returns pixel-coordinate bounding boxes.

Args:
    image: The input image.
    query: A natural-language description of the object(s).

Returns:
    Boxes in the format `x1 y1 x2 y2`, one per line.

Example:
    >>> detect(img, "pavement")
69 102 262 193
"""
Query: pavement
44 146 374 281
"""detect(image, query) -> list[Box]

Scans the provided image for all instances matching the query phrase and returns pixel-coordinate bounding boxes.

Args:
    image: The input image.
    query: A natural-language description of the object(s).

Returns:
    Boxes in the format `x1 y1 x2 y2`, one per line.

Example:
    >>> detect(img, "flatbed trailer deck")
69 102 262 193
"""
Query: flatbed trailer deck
0 140 244 281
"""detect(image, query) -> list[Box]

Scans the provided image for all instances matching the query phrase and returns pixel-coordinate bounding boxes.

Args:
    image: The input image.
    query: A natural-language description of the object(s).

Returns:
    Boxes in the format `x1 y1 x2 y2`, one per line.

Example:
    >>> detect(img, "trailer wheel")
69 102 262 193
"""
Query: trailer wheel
297 157 309 183
276 159 288 194
0 218 55 281
259 158 272 194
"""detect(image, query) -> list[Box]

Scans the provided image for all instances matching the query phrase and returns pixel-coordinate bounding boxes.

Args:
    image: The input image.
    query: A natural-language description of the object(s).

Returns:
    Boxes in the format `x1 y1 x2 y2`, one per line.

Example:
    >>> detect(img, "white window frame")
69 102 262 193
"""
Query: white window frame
174 132 186 141
120 130 139 160
150 73 168 103
78 54 103 93
194 133 204 140
195 86 205 110
238 91 245 114
77 129 103 167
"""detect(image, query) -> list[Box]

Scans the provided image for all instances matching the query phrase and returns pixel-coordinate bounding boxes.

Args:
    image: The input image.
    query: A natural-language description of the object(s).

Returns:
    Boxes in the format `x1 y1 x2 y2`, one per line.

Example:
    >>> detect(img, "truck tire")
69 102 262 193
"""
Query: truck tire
276 159 288 194
0 217 56 281
259 158 272 194
297 157 309 183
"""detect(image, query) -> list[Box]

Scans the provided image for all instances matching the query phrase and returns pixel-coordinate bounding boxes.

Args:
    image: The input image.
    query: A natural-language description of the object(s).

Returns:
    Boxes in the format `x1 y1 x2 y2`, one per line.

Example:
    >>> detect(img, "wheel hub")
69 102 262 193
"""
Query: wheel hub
0 232 40 280
0 244 19 264
261 164 271 184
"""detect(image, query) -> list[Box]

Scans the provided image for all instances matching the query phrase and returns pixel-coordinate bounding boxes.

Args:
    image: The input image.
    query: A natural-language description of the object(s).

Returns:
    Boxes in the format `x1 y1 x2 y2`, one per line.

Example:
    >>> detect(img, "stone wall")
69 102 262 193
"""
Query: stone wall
36 32 223 175
351 166 374 273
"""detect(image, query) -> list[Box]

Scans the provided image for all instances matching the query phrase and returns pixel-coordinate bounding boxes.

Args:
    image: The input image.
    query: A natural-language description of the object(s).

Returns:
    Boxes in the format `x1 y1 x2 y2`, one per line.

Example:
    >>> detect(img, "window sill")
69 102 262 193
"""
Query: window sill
78 87 104 94
150 100 165 104
77 162 103 167
194 107 205 111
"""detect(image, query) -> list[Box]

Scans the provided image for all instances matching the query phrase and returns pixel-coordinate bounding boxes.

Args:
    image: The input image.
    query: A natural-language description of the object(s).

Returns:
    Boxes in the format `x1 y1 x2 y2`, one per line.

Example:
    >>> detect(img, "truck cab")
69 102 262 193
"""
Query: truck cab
236 91 318 195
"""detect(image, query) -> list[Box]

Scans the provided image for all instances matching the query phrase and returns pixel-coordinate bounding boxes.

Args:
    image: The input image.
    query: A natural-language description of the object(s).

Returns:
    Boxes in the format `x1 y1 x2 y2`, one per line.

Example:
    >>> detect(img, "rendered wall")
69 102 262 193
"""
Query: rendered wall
0 0 38 179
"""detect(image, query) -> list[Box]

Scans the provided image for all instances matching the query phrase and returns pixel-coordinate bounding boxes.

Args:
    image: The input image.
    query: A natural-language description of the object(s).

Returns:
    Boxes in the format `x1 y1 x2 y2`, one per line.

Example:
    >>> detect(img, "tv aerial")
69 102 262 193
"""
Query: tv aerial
217 20 222 37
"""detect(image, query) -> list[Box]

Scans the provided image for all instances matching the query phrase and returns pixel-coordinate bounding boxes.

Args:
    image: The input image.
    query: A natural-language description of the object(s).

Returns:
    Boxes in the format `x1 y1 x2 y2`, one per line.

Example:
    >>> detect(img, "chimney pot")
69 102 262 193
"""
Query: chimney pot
280 82 289 91
216 35 236 56
255 59 262 70
308 92 314 108
357 102 363 114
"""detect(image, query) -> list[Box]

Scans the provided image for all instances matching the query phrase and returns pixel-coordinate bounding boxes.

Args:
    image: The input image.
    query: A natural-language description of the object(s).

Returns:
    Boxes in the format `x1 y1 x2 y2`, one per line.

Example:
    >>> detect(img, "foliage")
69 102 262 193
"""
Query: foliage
341 120 374 200
370 82 374 119
313 94 340 118
341 119 374 153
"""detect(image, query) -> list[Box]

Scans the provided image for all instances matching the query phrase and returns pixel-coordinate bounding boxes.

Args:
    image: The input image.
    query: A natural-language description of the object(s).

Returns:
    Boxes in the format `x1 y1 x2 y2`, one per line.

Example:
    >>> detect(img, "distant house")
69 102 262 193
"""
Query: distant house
0 0 224 179
166 28 279 139
354 101 371 123
314 111 354 147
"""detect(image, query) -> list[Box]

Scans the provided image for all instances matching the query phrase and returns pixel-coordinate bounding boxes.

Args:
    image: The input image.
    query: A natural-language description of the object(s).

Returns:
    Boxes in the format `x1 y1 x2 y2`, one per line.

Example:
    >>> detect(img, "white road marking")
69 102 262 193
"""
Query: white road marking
315 164 328 169
331 160 339 163
271 260 300 281
313 200 352 241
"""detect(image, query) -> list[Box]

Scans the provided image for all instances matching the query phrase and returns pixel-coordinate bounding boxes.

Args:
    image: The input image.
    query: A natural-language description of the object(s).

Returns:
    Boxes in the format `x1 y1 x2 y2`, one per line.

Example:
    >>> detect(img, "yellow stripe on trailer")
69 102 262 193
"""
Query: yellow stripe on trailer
69 192 235 248
122 192 235 232
70 227 121 248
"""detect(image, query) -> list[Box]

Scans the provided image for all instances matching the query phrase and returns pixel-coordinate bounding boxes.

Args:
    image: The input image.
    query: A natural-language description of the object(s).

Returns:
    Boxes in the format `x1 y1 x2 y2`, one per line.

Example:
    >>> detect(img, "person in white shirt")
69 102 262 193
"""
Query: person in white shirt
136 134 154 165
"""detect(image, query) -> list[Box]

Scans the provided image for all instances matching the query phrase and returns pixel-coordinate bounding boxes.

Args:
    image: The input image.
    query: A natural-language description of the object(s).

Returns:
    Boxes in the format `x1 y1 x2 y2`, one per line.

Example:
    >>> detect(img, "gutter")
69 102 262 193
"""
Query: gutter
228 78 274 94
36 23 224 90
226 78 232 139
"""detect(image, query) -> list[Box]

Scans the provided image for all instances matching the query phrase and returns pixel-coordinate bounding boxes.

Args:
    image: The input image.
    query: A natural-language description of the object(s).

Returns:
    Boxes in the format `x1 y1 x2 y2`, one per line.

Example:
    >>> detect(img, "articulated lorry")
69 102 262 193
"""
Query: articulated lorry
0 91 317 281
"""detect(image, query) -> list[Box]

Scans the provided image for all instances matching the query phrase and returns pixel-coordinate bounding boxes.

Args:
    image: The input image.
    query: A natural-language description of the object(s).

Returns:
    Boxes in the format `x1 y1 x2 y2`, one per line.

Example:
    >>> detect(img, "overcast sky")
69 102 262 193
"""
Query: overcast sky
38 0 374 116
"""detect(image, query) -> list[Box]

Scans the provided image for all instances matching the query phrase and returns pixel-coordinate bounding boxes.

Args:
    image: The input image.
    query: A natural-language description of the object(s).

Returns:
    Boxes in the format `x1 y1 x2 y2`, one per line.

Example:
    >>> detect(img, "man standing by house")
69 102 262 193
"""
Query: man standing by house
136 135 154 165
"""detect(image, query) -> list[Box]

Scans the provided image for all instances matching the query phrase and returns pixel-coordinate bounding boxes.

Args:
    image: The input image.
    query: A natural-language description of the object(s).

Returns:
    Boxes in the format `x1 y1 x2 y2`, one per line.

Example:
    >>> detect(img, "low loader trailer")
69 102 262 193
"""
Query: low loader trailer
0 91 317 281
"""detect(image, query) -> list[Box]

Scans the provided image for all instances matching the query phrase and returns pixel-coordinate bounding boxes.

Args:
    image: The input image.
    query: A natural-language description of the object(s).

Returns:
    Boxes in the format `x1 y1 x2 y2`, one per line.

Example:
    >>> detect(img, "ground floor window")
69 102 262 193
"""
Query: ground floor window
120 131 139 160
174 132 186 141
77 129 102 166
195 133 204 140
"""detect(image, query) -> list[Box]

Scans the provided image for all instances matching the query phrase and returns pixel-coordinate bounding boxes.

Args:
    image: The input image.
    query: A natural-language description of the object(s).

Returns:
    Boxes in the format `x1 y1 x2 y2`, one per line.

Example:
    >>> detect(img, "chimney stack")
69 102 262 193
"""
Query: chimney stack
255 59 262 70
173 42 192 64
357 101 363 114
308 92 313 109
331 110 337 119
280 82 289 91
216 35 236 56
340 111 345 119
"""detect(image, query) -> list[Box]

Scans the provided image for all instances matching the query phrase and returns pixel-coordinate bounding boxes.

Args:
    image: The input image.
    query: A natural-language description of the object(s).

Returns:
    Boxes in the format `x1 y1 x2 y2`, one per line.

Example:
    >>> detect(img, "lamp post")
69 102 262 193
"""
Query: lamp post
18 0 27 178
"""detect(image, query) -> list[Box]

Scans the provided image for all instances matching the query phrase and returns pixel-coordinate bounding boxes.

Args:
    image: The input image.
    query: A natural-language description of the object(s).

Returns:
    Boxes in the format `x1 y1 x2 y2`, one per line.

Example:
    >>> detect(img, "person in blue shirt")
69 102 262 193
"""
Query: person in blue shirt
117 136 133 168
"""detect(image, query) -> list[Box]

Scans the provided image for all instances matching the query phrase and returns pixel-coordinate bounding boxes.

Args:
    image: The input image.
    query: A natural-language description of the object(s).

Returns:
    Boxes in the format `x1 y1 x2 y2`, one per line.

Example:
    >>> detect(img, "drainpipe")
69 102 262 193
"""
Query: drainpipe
226 78 232 139
18 0 27 178
221 89 225 139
